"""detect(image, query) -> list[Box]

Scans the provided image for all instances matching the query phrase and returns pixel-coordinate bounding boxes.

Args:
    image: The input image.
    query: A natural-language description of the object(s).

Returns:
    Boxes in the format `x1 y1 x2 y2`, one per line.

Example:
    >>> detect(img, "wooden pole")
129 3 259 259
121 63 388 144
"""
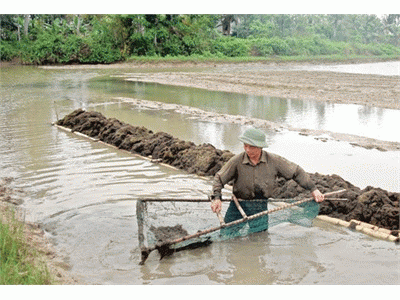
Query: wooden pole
232 195 248 220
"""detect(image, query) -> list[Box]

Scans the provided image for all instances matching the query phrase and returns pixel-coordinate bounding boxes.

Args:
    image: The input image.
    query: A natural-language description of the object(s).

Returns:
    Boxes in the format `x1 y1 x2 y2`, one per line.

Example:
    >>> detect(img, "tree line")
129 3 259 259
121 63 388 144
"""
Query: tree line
1 14 399 64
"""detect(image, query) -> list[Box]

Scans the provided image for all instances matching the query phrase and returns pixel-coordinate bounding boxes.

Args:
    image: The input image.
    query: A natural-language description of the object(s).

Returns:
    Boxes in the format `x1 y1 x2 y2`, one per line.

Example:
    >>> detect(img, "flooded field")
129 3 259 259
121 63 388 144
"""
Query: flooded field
0 62 398 284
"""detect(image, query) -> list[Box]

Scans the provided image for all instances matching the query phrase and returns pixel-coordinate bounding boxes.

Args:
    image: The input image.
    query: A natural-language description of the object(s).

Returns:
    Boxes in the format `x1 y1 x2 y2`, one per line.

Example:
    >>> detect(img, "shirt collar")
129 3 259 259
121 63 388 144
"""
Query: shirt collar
243 151 267 165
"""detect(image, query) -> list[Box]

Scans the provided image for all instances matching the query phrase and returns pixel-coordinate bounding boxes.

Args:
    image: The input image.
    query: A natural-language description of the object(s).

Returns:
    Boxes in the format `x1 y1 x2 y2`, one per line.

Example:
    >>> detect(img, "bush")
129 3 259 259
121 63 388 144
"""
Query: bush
268 37 291 55
250 38 274 56
249 37 290 56
378 43 400 56
78 19 122 63
130 32 157 56
33 33 85 64
211 37 250 57
78 38 122 64
284 35 353 56
182 35 204 55
0 41 17 61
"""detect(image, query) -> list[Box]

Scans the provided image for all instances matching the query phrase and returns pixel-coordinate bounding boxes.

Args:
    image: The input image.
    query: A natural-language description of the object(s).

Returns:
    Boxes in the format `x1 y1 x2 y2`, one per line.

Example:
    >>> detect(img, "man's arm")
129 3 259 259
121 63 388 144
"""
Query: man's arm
274 155 325 202
211 154 240 213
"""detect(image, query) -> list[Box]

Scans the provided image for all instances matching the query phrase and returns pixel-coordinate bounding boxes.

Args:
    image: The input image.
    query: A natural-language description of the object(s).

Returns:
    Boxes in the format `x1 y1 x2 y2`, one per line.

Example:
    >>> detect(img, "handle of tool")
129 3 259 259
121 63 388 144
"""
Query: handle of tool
216 212 225 226
232 195 248 220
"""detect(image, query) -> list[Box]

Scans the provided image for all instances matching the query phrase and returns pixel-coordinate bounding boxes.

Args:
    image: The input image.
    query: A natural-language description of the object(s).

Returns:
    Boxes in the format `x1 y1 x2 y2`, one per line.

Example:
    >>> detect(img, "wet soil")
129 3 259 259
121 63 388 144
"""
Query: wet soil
0 178 78 284
56 109 399 234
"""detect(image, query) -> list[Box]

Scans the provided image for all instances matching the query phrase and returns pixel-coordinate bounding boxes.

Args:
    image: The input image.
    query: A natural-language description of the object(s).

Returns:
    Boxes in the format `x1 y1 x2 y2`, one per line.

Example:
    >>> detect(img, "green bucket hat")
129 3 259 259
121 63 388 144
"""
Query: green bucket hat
238 127 268 148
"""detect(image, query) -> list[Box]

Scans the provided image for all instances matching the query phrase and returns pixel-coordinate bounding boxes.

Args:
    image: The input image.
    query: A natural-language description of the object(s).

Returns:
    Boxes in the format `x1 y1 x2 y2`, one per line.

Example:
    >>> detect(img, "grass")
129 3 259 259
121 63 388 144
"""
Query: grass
0 206 53 285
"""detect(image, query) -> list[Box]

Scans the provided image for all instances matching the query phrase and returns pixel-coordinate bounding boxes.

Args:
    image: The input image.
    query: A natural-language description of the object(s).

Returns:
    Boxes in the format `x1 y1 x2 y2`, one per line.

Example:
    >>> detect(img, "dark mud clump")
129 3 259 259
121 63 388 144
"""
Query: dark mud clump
56 109 399 233
273 173 399 234
149 225 212 259
150 225 189 242
56 109 234 177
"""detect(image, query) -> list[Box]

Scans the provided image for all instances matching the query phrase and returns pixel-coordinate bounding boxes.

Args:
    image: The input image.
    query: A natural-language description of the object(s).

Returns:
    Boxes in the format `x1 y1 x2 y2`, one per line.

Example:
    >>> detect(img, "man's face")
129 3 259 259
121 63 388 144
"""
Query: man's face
243 143 262 161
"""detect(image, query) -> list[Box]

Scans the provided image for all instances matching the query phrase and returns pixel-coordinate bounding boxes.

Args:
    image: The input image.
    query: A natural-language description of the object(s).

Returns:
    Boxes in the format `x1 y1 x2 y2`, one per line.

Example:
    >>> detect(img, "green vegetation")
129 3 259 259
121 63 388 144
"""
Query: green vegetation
1 14 399 65
0 207 53 285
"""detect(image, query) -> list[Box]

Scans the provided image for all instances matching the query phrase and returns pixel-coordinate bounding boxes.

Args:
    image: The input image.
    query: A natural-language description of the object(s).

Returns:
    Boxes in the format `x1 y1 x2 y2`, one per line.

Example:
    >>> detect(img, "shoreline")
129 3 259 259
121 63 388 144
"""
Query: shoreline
0 178 78 285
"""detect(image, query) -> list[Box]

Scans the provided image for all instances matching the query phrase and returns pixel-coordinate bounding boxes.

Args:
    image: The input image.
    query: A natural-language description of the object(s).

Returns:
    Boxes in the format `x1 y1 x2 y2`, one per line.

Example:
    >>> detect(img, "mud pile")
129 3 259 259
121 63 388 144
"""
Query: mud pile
56 109 234 177
56 109 399 233
273 174 399 234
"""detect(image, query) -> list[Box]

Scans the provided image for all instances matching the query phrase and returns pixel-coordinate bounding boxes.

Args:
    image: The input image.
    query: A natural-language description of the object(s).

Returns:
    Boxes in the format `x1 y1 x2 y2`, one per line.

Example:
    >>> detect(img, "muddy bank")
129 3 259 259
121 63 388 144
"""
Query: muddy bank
0 178 78 284
56 109 399 234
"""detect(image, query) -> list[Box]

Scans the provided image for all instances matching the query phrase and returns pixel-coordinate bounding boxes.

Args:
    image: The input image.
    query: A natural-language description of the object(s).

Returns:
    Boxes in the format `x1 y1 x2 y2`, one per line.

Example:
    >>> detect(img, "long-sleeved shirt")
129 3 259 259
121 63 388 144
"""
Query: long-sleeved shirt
212 151 317 200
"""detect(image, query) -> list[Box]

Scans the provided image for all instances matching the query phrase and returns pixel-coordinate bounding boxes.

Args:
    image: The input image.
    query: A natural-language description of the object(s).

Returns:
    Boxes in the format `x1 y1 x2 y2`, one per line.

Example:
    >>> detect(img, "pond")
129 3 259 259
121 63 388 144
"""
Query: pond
0 63 398 284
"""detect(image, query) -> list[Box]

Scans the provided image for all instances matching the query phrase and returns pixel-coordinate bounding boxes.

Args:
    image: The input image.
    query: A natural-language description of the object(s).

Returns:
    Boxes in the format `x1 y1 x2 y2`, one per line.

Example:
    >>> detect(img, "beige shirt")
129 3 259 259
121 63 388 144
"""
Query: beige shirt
212 151 316 200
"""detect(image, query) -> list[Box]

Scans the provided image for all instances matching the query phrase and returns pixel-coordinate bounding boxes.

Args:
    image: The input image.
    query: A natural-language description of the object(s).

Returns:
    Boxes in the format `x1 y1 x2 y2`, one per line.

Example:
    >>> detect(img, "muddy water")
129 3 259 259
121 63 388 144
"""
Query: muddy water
0 64 399 284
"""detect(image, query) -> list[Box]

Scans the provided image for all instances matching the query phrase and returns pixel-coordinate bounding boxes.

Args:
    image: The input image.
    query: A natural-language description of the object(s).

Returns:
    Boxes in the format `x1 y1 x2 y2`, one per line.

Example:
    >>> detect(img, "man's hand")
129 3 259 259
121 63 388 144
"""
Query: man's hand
312 189 325 203
211 199 222 213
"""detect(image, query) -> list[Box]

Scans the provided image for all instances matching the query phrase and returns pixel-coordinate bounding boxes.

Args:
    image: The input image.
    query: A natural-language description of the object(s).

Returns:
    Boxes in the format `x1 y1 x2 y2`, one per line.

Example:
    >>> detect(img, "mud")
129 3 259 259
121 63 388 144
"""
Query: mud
56 109 234 177
56 109 399 234
150 224 189 243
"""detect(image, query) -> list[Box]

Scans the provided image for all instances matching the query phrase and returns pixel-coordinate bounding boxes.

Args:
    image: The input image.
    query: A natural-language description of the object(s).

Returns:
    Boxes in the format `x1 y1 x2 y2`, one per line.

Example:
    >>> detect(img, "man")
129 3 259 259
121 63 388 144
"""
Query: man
211 127 324 232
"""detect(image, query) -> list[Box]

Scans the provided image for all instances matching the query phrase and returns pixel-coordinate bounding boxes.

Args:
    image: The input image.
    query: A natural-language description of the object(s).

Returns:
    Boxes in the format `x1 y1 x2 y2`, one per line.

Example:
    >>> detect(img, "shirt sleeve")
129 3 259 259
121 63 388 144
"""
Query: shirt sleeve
292 165 317 192
274 155 317 192
212 154 240 199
